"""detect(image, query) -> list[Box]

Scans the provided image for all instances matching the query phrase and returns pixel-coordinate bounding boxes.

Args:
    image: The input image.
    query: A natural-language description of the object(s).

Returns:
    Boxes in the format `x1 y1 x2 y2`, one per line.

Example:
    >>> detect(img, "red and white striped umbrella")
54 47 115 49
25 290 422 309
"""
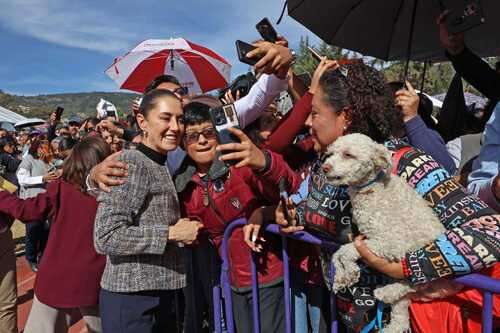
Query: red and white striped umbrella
105 38 231 94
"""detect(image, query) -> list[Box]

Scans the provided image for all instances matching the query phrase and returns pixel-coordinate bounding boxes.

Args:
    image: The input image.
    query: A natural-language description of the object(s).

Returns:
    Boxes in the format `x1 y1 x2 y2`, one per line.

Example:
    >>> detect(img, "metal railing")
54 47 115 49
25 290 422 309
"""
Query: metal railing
213 219 499 333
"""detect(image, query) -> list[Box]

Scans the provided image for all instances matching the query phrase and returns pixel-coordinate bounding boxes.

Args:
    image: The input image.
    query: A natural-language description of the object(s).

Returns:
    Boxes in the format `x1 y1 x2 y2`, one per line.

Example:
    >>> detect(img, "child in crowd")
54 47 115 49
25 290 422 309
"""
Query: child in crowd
174 101 302 333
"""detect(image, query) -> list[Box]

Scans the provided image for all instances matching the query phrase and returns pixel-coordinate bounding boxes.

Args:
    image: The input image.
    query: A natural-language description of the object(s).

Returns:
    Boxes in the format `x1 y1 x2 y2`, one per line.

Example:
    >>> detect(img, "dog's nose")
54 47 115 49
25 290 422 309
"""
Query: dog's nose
322 164 332 174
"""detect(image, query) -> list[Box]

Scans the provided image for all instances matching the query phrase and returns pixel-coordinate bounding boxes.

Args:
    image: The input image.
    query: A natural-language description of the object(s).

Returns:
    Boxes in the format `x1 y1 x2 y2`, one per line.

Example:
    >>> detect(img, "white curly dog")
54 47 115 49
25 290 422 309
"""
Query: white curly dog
321 133 445 333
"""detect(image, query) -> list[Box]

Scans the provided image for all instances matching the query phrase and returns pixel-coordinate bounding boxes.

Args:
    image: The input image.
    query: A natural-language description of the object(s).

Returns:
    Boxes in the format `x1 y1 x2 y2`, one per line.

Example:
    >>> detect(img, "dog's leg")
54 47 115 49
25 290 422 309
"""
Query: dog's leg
332 243 361 293
374 283 414 333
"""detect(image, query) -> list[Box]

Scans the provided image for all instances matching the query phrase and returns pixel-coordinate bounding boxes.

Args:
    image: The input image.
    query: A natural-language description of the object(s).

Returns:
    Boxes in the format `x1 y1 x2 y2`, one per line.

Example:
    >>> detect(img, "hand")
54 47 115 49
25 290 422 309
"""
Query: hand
395 81 420 122
275 36 289 48
42 171 60 183
437 11 465 56
246 42 293 79
275 198 303 234
168 218 204 245
410 279 464 302
216 127 266 170
98 119 124 138
221 89 240 105
49 112 58 126
309 58 340 94
353 235 405 279
131 99 140 115
89 151 128 192
243 208 265 252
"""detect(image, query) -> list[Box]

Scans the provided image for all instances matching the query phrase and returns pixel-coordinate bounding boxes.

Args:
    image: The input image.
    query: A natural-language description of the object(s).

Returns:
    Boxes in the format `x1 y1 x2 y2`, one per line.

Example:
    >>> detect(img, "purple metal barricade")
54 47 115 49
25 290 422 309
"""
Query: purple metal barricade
214 220 500 333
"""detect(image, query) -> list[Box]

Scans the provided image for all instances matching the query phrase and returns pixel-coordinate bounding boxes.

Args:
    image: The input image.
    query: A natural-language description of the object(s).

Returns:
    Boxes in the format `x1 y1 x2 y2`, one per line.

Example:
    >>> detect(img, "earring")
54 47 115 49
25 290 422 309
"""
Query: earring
143 130 148 138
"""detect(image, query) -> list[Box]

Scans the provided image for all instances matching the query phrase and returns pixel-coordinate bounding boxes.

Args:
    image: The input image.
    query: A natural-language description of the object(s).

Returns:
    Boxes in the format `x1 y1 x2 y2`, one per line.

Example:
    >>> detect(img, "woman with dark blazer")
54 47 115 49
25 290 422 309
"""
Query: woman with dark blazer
94 89 202 333
0 136 111 333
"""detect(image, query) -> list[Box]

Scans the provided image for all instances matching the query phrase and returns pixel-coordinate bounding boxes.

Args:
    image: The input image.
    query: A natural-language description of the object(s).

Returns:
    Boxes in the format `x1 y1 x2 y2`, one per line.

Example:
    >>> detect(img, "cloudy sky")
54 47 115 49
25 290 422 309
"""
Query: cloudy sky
0 0 321 95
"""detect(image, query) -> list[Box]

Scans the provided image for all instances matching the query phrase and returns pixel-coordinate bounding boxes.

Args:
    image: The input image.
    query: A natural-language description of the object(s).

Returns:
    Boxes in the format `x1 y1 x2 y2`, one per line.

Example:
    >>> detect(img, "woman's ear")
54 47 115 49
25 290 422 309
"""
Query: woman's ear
136 113 147 132
341 106 353 130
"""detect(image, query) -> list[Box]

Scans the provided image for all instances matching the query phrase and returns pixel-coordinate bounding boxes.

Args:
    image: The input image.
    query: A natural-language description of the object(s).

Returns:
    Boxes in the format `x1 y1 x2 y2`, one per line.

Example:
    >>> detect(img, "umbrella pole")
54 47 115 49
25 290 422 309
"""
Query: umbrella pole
403 0 419 81
420 60 428 92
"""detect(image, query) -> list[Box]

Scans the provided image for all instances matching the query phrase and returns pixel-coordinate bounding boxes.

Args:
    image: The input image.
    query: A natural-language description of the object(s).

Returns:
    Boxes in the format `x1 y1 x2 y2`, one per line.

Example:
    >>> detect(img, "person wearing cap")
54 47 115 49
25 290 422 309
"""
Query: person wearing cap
67 116 82 139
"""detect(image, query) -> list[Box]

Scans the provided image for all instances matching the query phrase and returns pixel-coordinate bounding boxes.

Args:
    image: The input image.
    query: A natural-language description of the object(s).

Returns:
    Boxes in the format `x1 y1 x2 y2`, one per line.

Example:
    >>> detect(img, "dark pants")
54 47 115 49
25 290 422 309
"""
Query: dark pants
25 220 48 263
100 289 177 333
232 283 285 333
183 242 220 333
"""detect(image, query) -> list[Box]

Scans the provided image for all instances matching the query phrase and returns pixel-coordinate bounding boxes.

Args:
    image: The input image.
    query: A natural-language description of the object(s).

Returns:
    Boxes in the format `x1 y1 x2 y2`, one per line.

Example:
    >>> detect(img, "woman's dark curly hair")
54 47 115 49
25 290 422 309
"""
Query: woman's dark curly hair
319 62 404 143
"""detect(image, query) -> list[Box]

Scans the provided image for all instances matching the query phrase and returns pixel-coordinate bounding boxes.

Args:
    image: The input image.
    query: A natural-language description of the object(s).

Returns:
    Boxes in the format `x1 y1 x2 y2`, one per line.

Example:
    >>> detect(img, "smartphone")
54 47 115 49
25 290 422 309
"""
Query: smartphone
446 0 485 35
279 178 291 225
236 40 258 66
307 46 323 62
256 17 278 43
55 106 64 121
106 110 116 118
209 103 240 145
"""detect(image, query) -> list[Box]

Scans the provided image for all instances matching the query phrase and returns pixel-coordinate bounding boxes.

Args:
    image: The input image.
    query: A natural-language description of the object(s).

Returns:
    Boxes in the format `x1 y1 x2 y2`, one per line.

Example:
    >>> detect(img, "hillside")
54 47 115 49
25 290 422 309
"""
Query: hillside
0 90 140 120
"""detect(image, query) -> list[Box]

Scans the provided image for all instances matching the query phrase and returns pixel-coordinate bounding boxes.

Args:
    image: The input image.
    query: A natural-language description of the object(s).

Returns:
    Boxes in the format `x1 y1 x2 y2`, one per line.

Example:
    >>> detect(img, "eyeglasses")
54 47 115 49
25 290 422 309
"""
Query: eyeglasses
173 87 188 97
184 127 217 145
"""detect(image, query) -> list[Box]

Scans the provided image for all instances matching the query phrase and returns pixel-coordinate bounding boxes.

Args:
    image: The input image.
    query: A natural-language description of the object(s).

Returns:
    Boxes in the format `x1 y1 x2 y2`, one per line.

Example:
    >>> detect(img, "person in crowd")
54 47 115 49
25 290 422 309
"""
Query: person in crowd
0 136 112 333
272 62 500 332
0 136 21 186
438 11 499 131
0 128 7 138
67 116 82 139
58 137 77 160
467 102 500 212
16 135 60 272
93 89 202 332
387 81 456 174
16 129 30 152
175 101 301 333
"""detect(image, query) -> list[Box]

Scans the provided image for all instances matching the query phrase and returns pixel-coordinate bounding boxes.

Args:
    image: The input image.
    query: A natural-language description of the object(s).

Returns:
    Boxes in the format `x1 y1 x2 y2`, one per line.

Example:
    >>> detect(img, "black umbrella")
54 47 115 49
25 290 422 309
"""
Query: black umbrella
287 0 500 63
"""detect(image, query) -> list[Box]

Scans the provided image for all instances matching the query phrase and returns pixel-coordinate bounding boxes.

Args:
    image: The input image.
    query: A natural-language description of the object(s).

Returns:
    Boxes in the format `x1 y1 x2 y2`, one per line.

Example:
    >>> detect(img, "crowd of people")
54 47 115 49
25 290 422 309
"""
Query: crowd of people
0 13 499 333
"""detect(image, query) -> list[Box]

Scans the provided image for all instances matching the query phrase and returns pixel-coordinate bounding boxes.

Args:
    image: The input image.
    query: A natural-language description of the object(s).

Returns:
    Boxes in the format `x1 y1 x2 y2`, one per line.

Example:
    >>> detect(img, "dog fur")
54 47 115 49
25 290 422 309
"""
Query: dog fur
321 133 445 333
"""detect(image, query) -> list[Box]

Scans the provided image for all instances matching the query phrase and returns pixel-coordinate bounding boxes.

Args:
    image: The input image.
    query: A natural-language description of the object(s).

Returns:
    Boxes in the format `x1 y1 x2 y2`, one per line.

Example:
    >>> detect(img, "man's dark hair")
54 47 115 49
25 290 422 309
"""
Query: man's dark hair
0 136 15 153
144 75 181 94
183 102 211 126
86 117 100 127
139 89 180 118
319 62 404 143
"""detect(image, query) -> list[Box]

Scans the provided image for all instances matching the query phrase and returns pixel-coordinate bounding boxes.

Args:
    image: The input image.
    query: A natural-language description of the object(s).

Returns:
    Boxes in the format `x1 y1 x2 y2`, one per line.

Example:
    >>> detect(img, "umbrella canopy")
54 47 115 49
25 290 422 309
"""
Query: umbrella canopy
106 38 231 94
14 118 46 129
0 105 27 123
287 0 500 61
0 122 16 132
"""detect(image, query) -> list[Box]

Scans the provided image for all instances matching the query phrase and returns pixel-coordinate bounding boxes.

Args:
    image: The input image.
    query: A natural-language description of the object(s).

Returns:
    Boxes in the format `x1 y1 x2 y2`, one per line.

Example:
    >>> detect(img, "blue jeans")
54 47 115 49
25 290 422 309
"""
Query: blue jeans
291 269 325 333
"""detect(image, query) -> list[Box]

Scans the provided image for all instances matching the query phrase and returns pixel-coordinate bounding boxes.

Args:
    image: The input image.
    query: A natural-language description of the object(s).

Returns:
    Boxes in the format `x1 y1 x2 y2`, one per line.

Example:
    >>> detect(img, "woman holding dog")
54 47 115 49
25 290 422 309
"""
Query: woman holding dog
276 61 500 332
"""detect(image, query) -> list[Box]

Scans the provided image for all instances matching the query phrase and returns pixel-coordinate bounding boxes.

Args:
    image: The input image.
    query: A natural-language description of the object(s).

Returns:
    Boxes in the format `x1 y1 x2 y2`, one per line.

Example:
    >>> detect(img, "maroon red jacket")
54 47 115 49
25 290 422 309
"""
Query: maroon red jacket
0 180 104 308
175 150 301 291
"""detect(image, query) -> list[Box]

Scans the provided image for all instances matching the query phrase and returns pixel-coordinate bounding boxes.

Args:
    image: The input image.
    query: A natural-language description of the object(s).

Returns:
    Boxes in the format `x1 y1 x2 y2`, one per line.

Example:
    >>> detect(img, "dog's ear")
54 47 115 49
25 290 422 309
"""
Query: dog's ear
373 143 392 174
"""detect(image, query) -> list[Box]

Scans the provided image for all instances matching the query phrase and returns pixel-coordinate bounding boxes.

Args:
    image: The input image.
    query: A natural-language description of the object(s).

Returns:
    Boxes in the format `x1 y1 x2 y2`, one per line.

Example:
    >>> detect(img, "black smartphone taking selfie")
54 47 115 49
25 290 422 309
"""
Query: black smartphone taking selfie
256 17 278 43
55 106 64 121
445 0 485 35
236 40 258 66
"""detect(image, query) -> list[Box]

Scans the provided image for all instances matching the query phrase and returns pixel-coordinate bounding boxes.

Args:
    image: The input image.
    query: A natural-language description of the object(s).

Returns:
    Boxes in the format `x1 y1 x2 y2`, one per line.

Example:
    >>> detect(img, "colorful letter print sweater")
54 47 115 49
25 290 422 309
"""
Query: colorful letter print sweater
295 138 500 330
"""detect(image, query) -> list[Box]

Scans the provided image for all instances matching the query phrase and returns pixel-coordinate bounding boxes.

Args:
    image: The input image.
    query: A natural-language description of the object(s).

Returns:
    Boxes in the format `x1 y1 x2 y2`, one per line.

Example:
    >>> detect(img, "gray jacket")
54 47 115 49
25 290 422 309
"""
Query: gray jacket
94 149 185 293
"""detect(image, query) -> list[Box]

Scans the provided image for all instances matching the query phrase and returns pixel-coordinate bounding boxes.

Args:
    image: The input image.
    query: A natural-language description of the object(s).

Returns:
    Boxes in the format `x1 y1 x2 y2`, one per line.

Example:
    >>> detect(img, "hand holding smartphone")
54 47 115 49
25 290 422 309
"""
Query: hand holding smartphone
209 104 241 165
308 46 323 62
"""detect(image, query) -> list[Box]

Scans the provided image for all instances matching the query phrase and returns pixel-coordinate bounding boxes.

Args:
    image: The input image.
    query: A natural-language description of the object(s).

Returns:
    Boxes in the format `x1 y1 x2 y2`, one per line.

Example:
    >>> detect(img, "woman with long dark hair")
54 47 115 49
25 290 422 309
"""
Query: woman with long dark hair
0 136 112 333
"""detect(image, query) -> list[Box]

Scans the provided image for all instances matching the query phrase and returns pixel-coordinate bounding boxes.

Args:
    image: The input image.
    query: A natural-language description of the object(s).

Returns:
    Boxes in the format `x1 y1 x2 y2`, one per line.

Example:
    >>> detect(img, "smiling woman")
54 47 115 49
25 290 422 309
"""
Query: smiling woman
93 89 203 332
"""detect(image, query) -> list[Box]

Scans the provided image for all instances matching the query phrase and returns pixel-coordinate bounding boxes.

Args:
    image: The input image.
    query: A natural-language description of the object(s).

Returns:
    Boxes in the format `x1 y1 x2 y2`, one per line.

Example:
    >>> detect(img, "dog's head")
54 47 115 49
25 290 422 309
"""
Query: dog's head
321 133 391 187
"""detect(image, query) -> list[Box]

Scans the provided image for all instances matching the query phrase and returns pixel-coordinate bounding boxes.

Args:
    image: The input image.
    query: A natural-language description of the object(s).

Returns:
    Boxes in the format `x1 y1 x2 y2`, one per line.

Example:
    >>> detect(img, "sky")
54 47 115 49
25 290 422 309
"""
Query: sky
0 0 321 96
